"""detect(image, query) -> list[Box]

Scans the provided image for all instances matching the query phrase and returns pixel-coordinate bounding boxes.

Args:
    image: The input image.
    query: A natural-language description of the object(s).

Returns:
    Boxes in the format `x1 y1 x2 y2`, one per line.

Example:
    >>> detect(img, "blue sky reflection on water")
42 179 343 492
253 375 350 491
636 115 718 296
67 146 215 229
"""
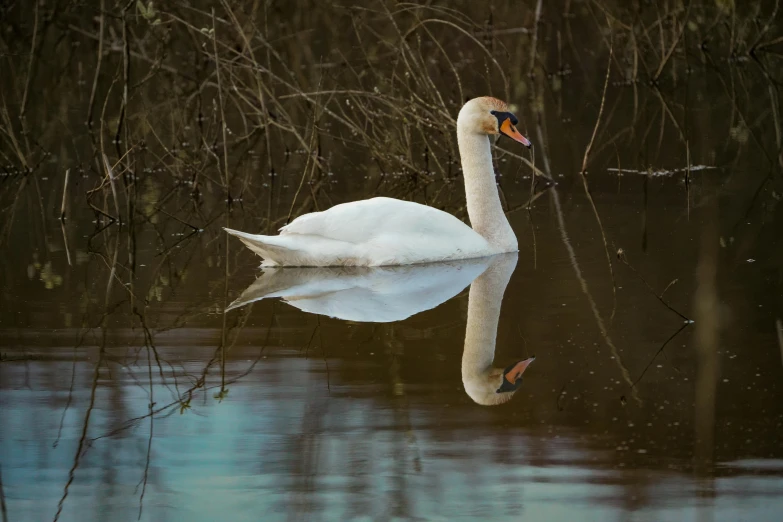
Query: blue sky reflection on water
2 335 782 522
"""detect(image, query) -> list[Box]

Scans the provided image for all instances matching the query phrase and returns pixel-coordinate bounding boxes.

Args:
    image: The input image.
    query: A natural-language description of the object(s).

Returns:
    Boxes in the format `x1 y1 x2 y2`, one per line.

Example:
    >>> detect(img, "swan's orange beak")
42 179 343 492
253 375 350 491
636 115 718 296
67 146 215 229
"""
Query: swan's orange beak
503 356 535 384
500 119 532 148
497 356 535 393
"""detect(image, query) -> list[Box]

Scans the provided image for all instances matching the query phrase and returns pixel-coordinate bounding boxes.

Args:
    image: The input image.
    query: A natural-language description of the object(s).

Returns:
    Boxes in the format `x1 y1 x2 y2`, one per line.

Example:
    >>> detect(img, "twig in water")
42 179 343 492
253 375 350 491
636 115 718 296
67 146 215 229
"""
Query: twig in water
287 78 323 225
581 44 612 175
54 327 90 448
304 321 320 359
89 302 274 445
86 201 116 225
61 221 72 267
513 143 543 268
60 168 70 220
87 0 105 128
151 205 201 232
0 91 29 169
115 3 132 162
550 187 640 404
97 77 119 221
652 1 691 82
686 140 691 220
660 278 678 299
579 43 617 321
506 185 553 215
750 0 781 54
137 335 155 521
527 145 536 209
528 0 543 76
628 322 689 393
317 316 331 394
102 153 121 222
220 0 277 229
19 0 39 120
217 209 232 401
212 8 230 193
617 248 692 323
54 346 104 522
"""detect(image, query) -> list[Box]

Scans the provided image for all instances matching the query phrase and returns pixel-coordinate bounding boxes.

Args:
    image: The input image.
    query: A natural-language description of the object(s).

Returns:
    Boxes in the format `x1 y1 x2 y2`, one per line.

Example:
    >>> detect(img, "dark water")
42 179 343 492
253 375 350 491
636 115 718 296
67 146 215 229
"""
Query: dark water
1 1 782 521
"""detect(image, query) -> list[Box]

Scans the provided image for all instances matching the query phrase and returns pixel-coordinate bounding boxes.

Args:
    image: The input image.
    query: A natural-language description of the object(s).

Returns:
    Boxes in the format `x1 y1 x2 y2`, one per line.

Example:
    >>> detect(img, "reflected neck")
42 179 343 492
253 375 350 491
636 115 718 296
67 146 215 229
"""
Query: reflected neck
457 128 517 252
461 254 518 404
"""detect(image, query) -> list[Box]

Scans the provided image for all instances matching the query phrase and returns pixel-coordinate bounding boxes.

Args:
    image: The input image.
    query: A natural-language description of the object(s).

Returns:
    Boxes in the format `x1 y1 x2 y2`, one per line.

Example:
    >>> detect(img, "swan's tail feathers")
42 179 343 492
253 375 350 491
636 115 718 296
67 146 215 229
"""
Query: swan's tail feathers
223 228 283 266
225 268 287 311
225 267 344 311
223 228 357 267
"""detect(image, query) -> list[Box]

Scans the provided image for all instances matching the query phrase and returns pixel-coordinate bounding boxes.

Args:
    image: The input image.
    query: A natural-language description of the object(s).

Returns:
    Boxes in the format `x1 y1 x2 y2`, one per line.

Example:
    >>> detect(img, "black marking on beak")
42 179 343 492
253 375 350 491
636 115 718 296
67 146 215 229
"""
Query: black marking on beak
490 110 519 126
496 362 524 393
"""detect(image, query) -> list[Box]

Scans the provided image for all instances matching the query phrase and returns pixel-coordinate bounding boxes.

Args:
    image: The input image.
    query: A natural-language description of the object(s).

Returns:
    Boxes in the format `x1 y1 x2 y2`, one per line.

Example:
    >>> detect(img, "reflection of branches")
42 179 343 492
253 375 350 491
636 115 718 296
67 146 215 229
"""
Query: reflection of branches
91 347 262 441
617 250 692 322
580 43 617 321
102 153 122 224
53 345 104 522
136 328 155 521
0 462 7 522
211 8 230 191
550 187 640 405
0 176 27 246
53 322 91 449
304 321 320 359
88 305 275 443
651 1 691 83
86 0 105 128
580 45 613 175
0 86 28 170
317 317 331 394
134 308 177 397
627 322 689 393
217 214 232 400
54 220 124 520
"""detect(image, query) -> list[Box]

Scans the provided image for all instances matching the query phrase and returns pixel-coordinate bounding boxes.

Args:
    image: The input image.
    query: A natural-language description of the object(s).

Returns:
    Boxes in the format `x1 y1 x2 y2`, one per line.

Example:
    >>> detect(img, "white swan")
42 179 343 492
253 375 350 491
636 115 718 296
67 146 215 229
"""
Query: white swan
225 96 531 266
227 253 534 405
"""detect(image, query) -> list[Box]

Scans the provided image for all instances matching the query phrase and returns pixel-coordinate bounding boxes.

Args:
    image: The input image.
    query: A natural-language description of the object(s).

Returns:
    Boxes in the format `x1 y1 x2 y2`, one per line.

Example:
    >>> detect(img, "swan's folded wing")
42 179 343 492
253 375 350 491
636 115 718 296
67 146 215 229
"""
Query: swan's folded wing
280 197 478 243
278 197 494 264
223 229 365 266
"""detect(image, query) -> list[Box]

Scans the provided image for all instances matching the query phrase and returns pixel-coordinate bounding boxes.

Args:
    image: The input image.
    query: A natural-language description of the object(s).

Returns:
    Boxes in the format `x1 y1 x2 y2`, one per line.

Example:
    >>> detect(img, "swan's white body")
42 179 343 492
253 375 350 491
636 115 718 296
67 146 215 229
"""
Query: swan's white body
226 197 495 267
225 97 524 266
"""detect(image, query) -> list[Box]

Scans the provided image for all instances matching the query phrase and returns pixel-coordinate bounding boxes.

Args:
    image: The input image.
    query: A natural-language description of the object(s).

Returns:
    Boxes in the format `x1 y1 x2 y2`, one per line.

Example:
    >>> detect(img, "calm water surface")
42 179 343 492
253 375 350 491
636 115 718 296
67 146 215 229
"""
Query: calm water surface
1 1 782 521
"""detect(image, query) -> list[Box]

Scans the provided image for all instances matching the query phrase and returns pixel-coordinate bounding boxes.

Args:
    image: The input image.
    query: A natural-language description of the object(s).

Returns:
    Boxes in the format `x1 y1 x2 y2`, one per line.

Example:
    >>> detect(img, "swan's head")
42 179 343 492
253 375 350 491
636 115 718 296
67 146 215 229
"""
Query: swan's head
457 96 532 148
463 356 535 406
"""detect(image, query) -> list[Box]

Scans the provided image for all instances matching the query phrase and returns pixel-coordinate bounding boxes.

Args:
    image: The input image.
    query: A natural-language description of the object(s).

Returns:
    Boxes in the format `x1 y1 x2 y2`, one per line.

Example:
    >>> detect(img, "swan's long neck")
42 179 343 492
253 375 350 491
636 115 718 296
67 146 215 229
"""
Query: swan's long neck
457 128 517 252
461 254 518 405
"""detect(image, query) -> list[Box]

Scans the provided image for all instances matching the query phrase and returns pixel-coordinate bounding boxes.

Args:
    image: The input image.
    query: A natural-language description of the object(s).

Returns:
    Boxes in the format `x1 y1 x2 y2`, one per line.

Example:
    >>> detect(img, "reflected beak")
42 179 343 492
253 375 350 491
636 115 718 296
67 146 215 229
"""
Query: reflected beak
500 119 532 148
503 356 535 385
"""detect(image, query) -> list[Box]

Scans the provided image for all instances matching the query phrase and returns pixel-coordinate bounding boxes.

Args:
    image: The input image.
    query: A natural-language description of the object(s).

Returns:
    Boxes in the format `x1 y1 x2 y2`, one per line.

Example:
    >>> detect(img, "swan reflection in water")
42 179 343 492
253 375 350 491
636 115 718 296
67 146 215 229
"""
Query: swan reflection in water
229 253 534 406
